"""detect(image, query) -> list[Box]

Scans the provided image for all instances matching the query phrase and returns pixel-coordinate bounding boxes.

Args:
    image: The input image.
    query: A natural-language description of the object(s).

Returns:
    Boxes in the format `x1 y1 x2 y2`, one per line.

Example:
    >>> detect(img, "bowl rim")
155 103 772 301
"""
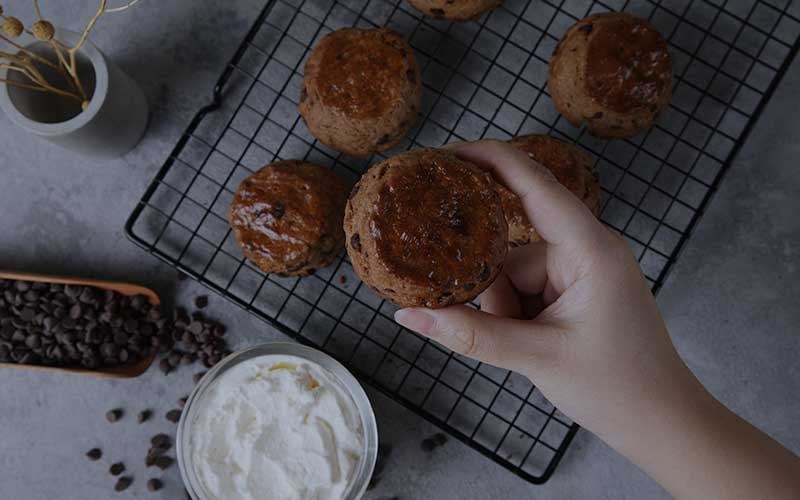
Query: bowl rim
177 342 379 500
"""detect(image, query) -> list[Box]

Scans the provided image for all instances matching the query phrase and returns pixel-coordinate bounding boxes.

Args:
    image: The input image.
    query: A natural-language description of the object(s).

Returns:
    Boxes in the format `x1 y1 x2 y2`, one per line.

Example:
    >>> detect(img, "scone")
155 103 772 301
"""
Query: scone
407 0 503 21
548 12 672 138
299 28 421 158
229 160 347 276
499 135 601 247
344 148 507 308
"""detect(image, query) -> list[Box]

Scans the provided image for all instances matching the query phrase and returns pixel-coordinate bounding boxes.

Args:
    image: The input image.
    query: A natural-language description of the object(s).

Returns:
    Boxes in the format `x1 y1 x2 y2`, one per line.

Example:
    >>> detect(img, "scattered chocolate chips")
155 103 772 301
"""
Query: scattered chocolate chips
109 462 125 476
421 432 448 452
154 456 174 470
338 275 347 285
350 233 361 252
151 434 171 449
193 295 208 310
137 409 152 424
166 409 182 423
114 476 133 492
147 478 163 492
105 408 123 423
86 448 102 461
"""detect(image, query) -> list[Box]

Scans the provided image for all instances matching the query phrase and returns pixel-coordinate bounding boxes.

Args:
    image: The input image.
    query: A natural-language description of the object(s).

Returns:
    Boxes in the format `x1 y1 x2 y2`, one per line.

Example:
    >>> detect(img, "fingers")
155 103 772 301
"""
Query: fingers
503 241 548 295
395 306 555 371
479 272 523 319
450 140 605 252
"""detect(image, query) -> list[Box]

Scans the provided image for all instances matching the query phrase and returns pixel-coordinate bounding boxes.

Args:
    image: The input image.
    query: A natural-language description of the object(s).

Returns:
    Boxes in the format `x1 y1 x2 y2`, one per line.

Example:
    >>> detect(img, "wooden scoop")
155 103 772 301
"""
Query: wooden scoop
0 271 159 378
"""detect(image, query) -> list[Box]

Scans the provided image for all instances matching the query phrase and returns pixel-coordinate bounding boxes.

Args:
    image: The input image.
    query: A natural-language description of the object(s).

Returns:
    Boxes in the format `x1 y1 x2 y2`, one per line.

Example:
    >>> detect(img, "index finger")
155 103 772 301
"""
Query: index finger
449 139 604 251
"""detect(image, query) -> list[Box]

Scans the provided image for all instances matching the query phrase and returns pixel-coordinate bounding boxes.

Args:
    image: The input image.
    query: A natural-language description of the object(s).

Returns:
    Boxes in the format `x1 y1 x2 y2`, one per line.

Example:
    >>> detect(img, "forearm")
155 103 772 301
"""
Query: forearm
604 375 800 500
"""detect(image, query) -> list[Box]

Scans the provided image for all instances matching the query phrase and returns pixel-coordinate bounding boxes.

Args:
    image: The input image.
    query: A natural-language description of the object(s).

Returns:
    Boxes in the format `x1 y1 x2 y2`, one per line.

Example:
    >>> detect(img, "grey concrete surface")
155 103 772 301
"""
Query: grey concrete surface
0 1 798 499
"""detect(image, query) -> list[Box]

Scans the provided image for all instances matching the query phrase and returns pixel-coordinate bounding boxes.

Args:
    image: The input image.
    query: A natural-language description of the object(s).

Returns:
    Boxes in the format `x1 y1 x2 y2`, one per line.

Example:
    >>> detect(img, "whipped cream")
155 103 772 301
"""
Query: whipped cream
190 355 364 500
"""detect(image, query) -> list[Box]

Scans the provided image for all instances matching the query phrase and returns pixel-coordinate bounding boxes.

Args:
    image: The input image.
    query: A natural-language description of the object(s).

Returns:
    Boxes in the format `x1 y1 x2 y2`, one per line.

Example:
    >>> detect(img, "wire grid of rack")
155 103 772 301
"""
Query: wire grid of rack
125 0 800 485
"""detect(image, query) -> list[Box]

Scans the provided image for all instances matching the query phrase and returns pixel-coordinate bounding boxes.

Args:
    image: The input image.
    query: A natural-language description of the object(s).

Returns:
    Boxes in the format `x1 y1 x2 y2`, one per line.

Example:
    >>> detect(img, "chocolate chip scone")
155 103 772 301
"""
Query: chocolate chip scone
299 28 421 158
407 0 503 21
497 134 601 247
548 12 672 138
229 160 348 277
344 148 508 308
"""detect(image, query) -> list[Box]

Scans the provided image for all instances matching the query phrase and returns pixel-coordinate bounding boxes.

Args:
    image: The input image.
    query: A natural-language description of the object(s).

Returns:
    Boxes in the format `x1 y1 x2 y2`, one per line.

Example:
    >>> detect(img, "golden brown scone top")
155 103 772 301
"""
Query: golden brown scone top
583 13 672 114
229 161 346 274
313 28 415 120
369 149 506 290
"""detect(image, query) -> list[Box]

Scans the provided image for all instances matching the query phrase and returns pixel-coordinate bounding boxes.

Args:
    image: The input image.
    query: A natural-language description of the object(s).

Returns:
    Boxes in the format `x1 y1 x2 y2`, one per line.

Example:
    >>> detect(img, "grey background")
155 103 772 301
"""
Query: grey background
0 1 798 499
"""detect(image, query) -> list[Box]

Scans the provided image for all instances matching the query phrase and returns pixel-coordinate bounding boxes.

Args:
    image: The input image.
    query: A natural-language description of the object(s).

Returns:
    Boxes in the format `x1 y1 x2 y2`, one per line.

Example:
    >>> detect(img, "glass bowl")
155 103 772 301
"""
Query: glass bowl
177 342 378 500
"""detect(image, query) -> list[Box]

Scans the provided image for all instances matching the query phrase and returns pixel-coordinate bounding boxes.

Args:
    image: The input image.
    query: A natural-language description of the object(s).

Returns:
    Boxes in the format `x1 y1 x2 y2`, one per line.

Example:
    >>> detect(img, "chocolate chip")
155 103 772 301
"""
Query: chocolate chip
154 456 174 470
338 275 347 285
193 371 206 384
114 477 133 492
193 296 209 311
147 478 163 492
165 409 182 423
151 433 171 449
350 234 362 252
86 448 102 461
106 408 123 423
591 111 603 119
430 8 445 16
137 409 152 424
579 23 594 34
479 264 491 282
159 358 172 375
377 134 391 145
178 396 188 408
109 462 125 476
188 321 203 336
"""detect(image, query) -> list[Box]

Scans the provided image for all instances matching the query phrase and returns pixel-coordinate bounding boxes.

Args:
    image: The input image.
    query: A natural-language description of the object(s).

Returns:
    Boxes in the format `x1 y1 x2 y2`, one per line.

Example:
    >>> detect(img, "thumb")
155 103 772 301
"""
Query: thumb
395 305 556 373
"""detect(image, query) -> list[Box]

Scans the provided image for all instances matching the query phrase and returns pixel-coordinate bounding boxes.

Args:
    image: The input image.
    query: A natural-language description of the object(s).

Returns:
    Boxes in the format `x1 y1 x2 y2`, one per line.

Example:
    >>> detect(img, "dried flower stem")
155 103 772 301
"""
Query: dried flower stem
0 62 81 102
0 32 60 72
0 0 140 110
32 0 43 20
0 77 47 93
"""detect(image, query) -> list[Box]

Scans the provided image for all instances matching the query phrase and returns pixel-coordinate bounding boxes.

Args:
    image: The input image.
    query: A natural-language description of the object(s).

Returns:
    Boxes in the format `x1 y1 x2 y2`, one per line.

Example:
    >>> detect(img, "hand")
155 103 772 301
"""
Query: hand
395 140 800 500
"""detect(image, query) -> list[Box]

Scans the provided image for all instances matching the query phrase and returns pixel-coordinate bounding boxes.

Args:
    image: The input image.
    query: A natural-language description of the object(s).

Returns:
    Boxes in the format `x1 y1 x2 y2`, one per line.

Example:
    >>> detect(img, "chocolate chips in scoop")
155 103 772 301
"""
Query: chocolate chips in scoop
0 279 165 369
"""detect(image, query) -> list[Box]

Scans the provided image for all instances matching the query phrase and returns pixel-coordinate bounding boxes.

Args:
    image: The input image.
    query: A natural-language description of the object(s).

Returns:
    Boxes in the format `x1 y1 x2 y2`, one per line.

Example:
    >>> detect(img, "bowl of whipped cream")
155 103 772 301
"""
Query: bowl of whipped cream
177 342 378 500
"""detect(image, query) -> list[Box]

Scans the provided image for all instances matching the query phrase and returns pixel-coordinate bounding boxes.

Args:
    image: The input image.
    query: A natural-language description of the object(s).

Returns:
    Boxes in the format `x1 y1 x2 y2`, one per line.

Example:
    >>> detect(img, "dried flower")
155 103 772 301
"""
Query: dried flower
32 20 54 41
2 16 23 38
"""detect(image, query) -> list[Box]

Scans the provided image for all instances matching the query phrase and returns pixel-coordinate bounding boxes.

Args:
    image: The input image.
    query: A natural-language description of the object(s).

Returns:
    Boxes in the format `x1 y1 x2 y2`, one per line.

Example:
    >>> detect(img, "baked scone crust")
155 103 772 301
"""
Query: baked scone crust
407 0 504 21
344 148 508 308
229 160 347 276
299 28 421 158
548 12 672 138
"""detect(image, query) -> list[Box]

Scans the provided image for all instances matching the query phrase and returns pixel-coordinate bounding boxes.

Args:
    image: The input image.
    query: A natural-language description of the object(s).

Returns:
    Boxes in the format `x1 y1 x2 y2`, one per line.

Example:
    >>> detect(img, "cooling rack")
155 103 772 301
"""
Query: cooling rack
125 0 800 485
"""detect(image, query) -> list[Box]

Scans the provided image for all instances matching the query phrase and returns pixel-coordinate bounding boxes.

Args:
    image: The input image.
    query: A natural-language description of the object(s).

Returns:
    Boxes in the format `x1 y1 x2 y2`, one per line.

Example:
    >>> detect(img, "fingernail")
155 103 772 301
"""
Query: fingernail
394 309 436 334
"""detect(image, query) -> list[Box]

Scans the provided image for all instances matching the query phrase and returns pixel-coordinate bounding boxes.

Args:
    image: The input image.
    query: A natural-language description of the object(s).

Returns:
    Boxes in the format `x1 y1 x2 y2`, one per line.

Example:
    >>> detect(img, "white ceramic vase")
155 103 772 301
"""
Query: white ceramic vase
0 29 148 159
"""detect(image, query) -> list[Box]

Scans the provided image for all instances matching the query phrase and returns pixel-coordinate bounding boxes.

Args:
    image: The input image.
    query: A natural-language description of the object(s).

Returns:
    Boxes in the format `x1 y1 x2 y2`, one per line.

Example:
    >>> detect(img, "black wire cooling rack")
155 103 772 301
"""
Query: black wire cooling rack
125 0 800 485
